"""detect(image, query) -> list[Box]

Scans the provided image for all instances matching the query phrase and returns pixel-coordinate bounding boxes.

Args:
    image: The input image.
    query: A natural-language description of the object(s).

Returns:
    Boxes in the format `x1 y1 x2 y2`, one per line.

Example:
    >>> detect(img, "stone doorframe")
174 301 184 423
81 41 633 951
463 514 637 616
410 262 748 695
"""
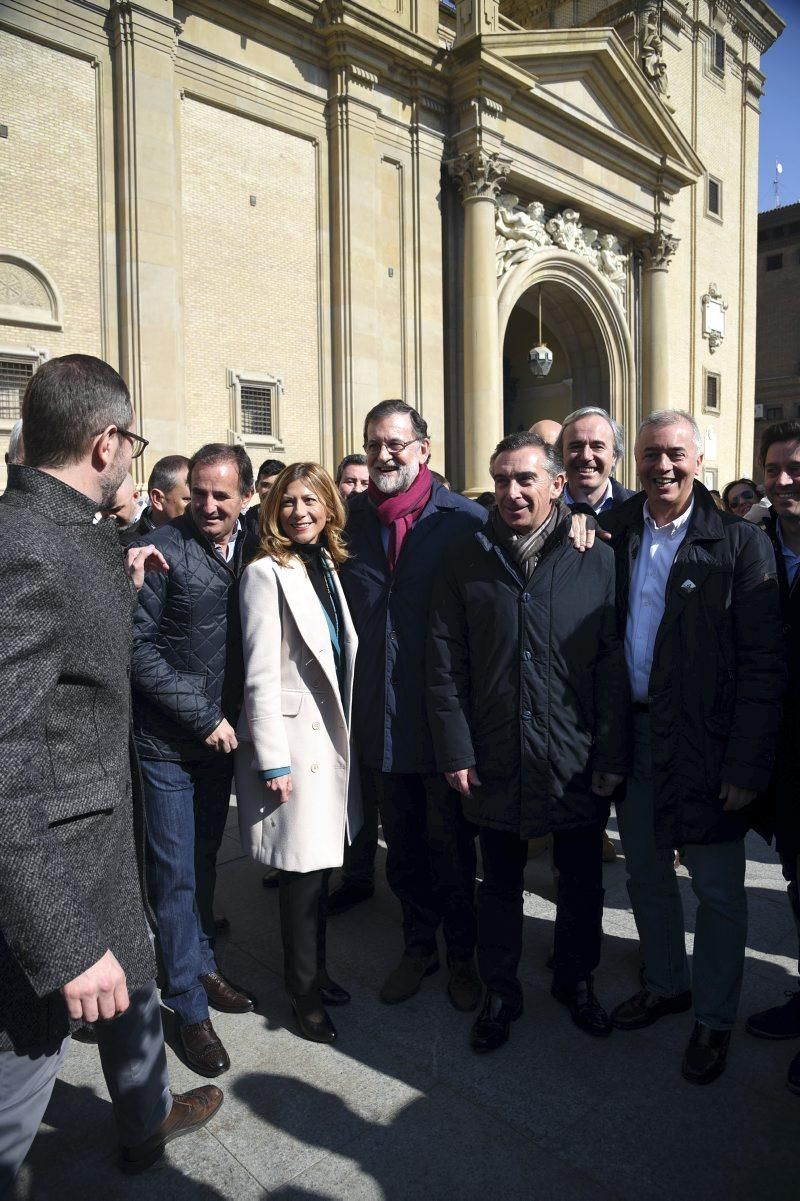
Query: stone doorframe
497 250 637 489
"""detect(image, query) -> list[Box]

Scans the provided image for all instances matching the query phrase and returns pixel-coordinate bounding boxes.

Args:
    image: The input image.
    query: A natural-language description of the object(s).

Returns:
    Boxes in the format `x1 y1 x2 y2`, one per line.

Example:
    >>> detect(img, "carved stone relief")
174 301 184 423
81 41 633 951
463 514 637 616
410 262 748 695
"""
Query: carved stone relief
0 255 62 328
701 282 727 353
639 4 676 113
447 150 512 201
494 196 629 311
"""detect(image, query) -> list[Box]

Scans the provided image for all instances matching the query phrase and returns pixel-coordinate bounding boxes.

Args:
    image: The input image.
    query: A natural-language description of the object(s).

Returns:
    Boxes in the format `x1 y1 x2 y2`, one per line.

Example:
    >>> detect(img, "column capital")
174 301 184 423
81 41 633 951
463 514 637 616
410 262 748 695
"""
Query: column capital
446 148 512 202
639 228 680 271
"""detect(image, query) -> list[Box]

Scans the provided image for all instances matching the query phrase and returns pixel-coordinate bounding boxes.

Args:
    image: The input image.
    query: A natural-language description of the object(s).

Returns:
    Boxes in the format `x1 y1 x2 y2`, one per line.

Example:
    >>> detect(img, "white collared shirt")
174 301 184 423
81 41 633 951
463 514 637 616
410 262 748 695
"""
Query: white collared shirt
777 519 800 588
563 478 614 513
624 499 694 703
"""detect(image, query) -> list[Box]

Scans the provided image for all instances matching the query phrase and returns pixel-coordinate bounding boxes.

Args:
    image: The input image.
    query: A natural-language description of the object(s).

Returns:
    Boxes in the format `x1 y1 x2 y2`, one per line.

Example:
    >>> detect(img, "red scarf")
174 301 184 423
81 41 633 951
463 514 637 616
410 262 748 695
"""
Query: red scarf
368 463 433 571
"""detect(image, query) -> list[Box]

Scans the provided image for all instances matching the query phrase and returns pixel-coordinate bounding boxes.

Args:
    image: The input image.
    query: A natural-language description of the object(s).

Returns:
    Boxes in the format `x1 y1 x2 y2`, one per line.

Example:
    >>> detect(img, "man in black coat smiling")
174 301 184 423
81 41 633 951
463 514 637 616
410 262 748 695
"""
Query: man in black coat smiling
426 432 630 1053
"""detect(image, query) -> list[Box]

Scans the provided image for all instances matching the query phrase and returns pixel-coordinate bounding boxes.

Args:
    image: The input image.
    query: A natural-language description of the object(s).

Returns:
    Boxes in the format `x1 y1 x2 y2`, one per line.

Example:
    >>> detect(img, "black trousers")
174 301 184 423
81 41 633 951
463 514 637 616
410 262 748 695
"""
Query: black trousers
340 766 380 889
277 868 331 1002
372 770 477 961
478 814 607 1009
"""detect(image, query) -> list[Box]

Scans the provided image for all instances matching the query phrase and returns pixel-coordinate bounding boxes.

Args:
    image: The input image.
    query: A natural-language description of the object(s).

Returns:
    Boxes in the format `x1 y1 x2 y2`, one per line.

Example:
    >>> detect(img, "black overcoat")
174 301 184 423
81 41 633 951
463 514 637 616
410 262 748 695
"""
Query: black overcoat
426 514 630 838
0 467 155 1052
600 483 787 848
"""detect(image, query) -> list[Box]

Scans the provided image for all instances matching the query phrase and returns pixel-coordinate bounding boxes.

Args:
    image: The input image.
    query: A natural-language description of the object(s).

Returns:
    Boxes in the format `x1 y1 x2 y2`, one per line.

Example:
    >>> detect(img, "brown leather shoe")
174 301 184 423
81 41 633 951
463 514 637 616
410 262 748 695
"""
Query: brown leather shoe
179 1018 230 1077
200 970 255 1014
119 1085 223 1174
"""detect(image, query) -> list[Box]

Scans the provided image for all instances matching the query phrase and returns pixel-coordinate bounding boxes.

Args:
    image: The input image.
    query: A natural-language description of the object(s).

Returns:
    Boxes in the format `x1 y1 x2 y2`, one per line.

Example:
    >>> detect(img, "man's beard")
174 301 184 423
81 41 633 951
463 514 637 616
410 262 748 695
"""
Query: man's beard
369 458 420 495
99 449 130 508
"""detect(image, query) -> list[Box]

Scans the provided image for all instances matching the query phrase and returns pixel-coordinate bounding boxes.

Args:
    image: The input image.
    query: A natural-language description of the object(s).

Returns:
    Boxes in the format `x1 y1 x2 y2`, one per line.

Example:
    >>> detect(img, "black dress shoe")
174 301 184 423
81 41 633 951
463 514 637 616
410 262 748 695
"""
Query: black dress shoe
681 1021 731 1085
551 976 612 1038
612 986 693 1031
318 974 351 1006
326 882 375 917
746 987 800 1040
291 997 338 1044
470 992 522 1054
200 971 255 1014
179 1019 230 1077
120 1085 224 1174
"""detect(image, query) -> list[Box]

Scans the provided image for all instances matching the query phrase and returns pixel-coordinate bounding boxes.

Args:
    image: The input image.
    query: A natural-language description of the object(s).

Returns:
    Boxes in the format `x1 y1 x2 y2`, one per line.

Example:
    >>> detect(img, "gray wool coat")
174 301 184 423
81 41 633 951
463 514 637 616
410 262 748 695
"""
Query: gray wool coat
0 466 155 1053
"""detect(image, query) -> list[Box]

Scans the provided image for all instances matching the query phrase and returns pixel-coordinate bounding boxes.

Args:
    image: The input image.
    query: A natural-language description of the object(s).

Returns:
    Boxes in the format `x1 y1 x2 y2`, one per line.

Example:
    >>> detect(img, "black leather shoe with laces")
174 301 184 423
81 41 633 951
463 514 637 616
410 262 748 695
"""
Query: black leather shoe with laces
552 976 612 1037
681 1021 730 1085
469 992 522 1053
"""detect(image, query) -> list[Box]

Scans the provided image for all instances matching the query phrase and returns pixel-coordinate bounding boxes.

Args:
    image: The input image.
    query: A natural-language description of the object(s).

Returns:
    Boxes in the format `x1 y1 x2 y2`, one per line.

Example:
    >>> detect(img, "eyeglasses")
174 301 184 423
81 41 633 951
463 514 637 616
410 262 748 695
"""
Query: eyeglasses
363 437 421 458
93 425 149 459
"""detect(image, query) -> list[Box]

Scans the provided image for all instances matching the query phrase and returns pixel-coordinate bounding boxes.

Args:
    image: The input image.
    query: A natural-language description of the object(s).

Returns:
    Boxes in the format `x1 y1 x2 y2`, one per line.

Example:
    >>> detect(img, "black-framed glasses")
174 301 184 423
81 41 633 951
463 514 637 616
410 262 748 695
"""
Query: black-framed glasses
92 425 150 459
363 437 421 458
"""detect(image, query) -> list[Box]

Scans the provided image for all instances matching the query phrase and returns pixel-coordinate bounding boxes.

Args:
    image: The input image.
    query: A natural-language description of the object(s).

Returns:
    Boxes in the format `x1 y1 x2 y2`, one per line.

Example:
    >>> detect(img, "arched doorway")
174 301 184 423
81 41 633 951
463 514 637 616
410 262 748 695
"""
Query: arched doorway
497 250 636 481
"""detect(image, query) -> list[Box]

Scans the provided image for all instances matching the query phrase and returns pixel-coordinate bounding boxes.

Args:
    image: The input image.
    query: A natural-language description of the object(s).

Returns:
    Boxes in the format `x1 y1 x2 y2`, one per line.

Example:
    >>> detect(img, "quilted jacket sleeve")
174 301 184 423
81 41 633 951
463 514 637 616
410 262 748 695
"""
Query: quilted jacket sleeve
240 559 292 773
0 551 106 995
131 558 224 741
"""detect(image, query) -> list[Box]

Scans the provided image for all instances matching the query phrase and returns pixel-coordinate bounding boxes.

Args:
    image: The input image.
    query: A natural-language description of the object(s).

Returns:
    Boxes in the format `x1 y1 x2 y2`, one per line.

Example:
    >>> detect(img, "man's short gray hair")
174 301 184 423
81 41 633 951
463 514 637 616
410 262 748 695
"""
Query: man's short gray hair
636 410 702 457
7 419 24 466
556 407 624 461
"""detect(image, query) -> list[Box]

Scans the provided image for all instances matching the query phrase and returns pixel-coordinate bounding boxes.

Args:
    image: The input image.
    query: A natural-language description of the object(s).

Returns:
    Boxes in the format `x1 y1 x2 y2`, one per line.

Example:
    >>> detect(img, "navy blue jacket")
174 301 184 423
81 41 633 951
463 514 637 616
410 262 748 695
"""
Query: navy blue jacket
340 481 487 774
427 513 630 838
131 513 255 762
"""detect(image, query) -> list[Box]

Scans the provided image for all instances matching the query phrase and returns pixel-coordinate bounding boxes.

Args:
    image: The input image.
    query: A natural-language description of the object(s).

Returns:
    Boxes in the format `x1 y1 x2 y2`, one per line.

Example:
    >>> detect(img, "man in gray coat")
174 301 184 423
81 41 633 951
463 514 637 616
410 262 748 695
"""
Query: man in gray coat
0 355 222 1193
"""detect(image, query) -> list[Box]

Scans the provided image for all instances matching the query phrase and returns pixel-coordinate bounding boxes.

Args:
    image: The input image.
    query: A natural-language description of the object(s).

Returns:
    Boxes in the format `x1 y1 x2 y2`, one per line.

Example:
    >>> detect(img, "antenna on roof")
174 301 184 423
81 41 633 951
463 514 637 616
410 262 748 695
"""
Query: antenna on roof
773 161 783 208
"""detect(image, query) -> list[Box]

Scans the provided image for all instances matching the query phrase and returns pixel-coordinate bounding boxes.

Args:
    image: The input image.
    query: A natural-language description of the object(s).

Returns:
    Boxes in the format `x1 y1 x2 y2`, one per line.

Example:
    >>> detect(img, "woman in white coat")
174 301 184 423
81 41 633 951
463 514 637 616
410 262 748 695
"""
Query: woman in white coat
235 462 362 1043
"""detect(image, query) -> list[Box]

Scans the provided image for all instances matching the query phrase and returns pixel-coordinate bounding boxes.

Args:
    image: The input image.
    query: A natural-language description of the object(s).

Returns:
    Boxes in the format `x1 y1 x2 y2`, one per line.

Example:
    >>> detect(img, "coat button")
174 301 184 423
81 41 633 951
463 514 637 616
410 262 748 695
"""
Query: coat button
312 721 320 731
521 709 532 720
310 763 319 773
521 592 530 603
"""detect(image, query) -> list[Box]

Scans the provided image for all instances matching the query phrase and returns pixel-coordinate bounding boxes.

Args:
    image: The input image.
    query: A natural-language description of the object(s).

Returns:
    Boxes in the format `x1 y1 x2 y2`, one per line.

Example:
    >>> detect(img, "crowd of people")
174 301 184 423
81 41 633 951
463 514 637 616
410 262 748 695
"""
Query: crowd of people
1 353 798 1191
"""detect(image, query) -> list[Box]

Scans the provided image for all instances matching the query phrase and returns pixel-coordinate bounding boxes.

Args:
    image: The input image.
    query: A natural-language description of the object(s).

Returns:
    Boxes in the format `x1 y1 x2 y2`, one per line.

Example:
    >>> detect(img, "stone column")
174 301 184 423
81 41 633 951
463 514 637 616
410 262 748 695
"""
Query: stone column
447 149 511 495
639 228 679 412
109 0 185 475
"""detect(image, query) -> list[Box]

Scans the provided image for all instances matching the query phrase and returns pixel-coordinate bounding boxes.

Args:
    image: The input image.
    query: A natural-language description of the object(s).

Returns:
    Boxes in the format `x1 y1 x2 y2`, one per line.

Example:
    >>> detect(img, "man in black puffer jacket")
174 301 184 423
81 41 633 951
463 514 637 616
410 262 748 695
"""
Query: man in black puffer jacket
132 443 257 1079
427 432 630 1054
599 411 785 1087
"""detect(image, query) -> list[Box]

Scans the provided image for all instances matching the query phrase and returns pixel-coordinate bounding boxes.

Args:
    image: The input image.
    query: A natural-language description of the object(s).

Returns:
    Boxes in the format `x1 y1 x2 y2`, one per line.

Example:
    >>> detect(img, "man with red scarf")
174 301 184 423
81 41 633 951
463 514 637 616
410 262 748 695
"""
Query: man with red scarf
338 401 487 1010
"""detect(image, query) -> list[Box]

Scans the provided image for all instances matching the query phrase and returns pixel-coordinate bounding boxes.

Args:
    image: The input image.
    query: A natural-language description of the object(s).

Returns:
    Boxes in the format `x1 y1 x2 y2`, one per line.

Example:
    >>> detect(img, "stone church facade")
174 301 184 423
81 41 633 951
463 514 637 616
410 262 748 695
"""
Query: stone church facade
0 0 783 492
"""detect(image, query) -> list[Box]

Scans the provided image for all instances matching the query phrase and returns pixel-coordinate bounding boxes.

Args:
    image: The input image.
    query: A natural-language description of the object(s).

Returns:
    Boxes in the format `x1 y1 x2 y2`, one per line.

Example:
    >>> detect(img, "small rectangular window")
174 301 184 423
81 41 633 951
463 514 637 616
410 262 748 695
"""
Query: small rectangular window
713 33 726 73
766 254 783 271
705 372 720 413
227 368 285 451
0 357 34 422
766 406 783 420
240 382 274 438
708 179 720 214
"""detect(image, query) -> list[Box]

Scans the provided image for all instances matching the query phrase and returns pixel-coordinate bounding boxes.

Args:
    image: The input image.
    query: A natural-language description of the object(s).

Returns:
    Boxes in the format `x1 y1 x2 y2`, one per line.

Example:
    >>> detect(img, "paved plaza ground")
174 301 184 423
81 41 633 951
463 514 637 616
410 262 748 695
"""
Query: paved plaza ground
14 805 800 1201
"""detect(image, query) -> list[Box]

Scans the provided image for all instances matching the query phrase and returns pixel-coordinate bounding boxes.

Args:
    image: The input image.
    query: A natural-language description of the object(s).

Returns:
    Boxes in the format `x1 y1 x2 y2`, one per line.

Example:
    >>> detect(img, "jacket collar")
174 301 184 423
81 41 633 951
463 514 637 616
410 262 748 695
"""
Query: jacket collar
602 481 724 543
2 464 104 526
476 504 571 560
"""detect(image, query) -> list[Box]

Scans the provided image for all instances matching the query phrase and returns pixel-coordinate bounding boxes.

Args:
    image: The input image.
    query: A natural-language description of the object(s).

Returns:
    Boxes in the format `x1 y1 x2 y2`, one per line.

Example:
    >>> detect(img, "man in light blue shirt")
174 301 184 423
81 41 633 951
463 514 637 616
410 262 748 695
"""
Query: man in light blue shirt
600 410 784 1086
556 407 634 514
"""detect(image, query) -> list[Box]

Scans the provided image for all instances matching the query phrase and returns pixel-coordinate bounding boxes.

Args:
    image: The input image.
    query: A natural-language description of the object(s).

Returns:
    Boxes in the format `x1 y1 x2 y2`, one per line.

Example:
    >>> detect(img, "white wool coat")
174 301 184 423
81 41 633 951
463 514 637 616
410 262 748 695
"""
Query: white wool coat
235 553 362 873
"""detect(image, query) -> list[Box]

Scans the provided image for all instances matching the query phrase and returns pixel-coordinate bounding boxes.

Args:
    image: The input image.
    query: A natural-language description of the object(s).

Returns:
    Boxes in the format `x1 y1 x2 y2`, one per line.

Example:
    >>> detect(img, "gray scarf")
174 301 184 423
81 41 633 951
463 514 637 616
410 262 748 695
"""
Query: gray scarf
492 501 564 581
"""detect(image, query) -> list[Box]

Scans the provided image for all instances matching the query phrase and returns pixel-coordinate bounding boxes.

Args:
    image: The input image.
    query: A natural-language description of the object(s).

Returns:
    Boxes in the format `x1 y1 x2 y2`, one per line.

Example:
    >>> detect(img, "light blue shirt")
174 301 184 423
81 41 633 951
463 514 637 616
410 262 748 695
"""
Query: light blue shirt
624 500 694 704
777 519 800 587
563 479 615 513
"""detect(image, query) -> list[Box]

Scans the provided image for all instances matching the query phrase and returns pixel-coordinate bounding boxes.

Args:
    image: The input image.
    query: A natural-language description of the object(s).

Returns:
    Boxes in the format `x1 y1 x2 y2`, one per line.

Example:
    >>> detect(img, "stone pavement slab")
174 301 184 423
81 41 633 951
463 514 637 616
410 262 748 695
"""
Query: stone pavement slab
14 807 800 1200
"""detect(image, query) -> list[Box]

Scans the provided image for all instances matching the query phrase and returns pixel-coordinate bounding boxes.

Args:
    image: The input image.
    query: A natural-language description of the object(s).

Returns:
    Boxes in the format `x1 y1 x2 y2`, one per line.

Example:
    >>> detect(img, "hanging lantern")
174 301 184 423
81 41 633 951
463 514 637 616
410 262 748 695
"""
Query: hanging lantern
528 286 553 377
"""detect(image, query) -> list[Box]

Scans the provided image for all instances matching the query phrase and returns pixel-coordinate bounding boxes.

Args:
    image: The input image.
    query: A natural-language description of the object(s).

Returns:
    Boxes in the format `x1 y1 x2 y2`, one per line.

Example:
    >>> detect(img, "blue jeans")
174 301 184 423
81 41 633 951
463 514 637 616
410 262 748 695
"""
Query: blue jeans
617 714 747 1030
141 755 233 1025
